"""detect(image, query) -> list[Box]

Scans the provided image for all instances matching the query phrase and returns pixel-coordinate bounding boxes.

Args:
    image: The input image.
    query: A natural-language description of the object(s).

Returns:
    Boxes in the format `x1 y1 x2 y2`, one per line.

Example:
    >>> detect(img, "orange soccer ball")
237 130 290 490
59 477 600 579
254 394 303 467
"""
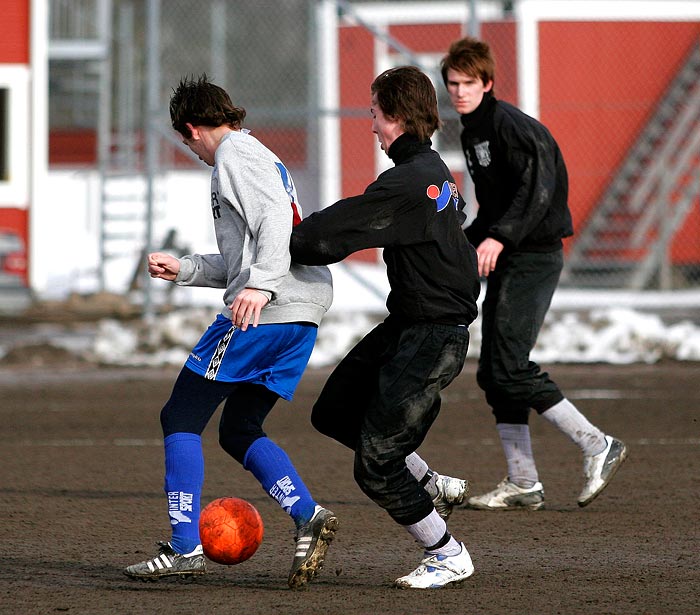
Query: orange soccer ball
199 497 264 565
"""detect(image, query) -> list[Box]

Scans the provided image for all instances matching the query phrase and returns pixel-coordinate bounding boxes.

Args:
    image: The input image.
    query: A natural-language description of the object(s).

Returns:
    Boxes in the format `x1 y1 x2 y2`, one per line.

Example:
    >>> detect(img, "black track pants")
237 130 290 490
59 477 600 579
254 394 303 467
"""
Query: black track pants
477 249 565 423
311 317 470 525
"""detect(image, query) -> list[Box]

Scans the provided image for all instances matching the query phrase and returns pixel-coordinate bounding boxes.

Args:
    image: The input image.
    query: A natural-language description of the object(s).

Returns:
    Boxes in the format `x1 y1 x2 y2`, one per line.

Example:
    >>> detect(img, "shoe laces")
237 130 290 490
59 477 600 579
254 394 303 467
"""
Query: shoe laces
421 549 462 573
155 541 174 556
139 542 176 567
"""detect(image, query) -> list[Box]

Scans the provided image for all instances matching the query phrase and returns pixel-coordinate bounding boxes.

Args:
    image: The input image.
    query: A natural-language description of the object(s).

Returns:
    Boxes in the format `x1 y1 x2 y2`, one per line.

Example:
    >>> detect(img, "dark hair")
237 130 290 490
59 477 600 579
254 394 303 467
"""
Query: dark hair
169 74 246 139
371 66 440 141
440 36 495 87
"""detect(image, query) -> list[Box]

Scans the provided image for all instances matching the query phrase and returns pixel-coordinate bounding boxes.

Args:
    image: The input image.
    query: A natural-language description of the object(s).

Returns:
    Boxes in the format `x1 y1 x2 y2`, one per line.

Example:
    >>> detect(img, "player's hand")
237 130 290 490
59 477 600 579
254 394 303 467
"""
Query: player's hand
476 238 504 277
229 288 269 331
147 252 180 281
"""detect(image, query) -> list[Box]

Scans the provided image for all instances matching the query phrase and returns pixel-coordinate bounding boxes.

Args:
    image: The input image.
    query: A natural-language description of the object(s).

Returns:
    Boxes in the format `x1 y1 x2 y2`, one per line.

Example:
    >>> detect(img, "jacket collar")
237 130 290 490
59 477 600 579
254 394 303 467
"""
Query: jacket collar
460 90 495 130
387 133 433 164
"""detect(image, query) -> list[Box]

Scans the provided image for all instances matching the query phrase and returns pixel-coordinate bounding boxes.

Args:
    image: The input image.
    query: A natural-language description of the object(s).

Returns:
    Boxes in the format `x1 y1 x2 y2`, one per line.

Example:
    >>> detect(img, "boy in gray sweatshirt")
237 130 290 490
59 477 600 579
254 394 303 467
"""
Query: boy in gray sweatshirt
124 75 336 590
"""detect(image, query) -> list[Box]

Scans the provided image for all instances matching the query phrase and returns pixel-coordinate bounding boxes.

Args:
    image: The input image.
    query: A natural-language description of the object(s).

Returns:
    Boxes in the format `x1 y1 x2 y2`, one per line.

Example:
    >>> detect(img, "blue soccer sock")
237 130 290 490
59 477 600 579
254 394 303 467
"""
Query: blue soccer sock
163 432 204 554
243 437 317 528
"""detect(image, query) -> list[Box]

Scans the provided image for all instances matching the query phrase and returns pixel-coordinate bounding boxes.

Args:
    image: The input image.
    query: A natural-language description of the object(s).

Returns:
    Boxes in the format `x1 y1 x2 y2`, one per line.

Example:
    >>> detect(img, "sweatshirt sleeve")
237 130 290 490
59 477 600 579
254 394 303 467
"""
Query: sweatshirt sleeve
290 177 421 265
175 253 227 288
488 124 560 248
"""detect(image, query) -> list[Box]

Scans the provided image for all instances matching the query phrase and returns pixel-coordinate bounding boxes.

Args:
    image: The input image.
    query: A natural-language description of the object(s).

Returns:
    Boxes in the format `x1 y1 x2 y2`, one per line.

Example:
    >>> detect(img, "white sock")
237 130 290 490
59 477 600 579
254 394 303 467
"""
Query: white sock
542 399 606 456
430 536 462 557
405 452 429 479
405 509 460 555
405 452 438 498
496 423 539 488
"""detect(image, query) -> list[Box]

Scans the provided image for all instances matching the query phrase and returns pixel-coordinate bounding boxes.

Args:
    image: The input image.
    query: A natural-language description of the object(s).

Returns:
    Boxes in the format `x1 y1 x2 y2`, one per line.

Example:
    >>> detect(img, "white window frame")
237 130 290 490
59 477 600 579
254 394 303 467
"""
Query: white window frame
0 65 30 207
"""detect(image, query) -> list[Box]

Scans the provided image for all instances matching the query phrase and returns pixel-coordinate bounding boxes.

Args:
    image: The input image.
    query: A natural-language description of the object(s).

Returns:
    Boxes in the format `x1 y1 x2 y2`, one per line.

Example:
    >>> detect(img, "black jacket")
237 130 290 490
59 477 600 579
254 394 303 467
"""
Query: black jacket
290 133 480 326
461 91 573 252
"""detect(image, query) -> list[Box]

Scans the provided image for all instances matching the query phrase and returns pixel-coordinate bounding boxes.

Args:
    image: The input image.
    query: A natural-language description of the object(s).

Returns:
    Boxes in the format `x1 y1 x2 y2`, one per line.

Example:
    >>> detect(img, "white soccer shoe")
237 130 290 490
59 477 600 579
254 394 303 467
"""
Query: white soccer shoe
432 474 469 520
578 435 628 507
394 543 474 589
467 478 545 511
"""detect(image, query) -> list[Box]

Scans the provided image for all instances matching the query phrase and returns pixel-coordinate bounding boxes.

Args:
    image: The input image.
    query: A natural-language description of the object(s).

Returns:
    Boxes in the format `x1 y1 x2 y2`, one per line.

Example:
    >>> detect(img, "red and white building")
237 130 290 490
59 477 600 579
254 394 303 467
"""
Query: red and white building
0 0 46 304
2 1 699 308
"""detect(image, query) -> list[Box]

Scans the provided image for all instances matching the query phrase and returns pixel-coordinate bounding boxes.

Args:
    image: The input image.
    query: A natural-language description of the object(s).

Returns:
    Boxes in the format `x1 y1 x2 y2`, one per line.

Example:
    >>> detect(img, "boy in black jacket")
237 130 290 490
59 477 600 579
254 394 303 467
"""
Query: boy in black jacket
441 37 627 511
291 66 480 589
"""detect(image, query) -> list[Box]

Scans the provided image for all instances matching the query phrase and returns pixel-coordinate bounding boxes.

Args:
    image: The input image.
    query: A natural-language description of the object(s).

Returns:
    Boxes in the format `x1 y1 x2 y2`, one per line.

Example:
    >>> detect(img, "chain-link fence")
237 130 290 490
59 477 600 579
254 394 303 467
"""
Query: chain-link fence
48 0 700 292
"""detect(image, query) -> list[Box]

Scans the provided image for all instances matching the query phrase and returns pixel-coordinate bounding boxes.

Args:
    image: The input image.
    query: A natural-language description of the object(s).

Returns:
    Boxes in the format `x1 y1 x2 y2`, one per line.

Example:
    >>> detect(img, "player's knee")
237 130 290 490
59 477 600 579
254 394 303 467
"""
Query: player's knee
352 452 376 498
353 445 389 499
160 403 180 436
219 435 244 464
476 369 493 392
310 401 336 438
219 430 261 465
493 407 530 424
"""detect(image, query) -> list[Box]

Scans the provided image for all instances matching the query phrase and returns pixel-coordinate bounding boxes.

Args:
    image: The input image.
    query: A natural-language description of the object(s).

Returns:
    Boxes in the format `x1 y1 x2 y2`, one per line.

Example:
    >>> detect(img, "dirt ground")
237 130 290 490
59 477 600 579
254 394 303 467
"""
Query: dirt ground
1 359 698 615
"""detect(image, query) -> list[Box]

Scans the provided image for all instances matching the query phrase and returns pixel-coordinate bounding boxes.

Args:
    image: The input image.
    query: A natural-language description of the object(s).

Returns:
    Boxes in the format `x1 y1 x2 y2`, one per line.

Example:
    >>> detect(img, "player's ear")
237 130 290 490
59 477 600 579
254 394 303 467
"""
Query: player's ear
484 79 494 92
185 122 200 140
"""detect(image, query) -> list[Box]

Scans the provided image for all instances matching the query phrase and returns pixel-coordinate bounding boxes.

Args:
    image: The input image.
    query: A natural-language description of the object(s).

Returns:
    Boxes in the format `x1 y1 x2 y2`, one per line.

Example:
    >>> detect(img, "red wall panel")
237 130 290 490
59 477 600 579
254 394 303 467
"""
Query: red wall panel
389 23 463 53
338 26 380 262
481 21 518 105
339 26 376 199
539 21 700 262
0 0 30 64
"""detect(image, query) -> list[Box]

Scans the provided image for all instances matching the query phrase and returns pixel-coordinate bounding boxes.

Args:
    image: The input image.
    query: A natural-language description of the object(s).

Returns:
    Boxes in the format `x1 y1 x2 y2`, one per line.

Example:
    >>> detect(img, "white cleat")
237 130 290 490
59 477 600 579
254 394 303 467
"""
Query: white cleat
578 436 628 507
394 543 474 589
432 474 469 519
467 478 544 511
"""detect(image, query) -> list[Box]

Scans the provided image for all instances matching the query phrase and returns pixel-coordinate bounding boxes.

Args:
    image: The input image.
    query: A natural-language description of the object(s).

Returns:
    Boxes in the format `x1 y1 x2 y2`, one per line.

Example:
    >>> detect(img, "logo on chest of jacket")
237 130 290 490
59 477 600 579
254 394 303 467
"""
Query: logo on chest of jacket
474 141 491 167
426 180 460 212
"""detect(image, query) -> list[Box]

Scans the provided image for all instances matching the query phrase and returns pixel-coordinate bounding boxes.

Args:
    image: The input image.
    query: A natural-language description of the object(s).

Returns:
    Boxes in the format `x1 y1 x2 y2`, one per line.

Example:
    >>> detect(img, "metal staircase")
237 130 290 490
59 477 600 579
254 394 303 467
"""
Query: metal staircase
562 40 700 289
49 0 209 315
98 170 154 291
50 0 162 297
97 0 154 296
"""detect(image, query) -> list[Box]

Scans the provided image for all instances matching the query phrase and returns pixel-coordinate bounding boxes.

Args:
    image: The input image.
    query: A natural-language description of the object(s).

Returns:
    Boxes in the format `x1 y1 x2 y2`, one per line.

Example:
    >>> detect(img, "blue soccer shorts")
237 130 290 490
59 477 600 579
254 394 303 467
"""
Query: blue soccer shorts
185 313 317 400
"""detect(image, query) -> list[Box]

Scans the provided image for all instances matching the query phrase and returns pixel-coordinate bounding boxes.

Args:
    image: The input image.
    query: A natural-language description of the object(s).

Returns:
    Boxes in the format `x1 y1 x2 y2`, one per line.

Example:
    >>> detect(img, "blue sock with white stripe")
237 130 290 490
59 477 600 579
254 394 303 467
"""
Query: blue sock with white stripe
243 437 317 528
163 432 204 554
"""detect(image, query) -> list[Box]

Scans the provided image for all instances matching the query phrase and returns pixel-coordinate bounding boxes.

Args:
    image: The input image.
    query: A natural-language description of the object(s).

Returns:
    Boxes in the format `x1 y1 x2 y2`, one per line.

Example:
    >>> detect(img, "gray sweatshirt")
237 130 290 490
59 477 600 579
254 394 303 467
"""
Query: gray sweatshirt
175 129 332 326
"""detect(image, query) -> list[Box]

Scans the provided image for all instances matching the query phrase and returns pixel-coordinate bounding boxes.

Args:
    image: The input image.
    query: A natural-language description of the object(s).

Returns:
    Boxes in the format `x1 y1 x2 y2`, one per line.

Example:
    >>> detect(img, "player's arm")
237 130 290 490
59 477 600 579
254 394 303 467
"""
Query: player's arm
290 182 407 265
474 237 504 277
147 252 180 281
229 288 269 331
175 253 228 288
489 135 558 247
